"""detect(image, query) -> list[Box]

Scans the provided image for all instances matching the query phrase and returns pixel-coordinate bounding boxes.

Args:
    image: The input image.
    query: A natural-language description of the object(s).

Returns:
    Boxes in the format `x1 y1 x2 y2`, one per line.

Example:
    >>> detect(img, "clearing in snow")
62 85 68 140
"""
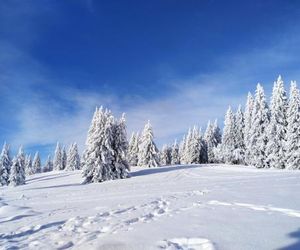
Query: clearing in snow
0 164 300 250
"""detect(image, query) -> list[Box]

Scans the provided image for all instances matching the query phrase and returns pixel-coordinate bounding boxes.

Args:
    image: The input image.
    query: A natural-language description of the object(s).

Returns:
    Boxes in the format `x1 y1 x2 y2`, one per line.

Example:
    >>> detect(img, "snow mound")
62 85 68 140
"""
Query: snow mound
159 237 215 250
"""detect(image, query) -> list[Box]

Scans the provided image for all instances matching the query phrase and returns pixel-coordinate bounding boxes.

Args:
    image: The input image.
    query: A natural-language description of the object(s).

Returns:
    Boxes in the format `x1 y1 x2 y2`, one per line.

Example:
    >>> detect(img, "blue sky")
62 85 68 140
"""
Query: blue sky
1 0 300 161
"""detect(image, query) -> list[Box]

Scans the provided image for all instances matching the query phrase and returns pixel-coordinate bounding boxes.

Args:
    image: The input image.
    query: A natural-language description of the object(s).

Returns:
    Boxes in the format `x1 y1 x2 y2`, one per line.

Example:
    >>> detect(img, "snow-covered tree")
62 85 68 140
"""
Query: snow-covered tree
220 107 236 164
266 76 287 169
138 121 160 168
179 134 188 164
213 144 223 163
111 114 130 179
83 107 129 183
285 81 300 170
233 105 245 164
199 129 208 163
62 146 67 170
160 144 172 165
83 107 115 182
171 140 180 165
204 120 221 163
66 143 81 171
183 126 206 164
53 142 63 171
244 92 254 165
18 146 26 170
33 152 42 174
9 151 26 186
25 154 34 176
128 132 139 166
213 119 222 145
0 142 12 186
248 84 270 168
43 155 53 172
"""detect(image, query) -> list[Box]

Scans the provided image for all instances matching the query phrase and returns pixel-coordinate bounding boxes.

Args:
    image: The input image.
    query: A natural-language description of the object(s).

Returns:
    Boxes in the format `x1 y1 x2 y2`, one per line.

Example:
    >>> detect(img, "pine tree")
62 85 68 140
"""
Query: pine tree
179 134 187 164
213 119 222 145
62 146 67 170
17 146 26 181
43 155 53 172
184 126 203 164
128 132 139 166
82 109 130 183
112 114 130 179
33 152 42 174
138 121 160 168
244 92 254 165
204 121 220 163
25 154 34 176
18 146 26 170
249 84 270 168
233 105 245 164
285 81 300 169
53 142 63 171
66 143 81 171
9 153 26 186
160 144 171 165
171 140 180 165
212 120 222 163
0 142 12 186
265 76 288 169
220 107 236 164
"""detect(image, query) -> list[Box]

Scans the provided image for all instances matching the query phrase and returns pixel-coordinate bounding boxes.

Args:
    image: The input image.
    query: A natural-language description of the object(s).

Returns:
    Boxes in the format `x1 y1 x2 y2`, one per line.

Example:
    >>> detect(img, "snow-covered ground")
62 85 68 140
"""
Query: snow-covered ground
1 164 300 250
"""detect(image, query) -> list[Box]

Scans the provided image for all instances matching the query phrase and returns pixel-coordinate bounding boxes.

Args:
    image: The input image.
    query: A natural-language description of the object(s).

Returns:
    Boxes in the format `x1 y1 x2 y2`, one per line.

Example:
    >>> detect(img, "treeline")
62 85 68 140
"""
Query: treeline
129 76 300 170
1 75 299 187
0 142 81 186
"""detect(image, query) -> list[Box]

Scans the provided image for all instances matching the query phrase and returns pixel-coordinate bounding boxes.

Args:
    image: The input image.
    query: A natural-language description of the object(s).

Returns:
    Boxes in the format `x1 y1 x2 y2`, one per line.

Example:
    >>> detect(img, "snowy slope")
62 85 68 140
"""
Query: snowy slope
0 164 300 250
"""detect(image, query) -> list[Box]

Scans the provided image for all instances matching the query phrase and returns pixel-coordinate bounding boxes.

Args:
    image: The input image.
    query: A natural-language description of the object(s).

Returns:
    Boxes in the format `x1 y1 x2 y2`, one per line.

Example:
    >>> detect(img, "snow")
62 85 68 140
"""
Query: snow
1 164 300 249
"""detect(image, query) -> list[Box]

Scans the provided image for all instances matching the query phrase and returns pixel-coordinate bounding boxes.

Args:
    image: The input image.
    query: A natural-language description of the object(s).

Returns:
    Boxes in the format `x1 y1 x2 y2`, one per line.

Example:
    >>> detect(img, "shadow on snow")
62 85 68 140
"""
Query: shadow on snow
279 228 300 250
131 164 205 177
0 221 65 240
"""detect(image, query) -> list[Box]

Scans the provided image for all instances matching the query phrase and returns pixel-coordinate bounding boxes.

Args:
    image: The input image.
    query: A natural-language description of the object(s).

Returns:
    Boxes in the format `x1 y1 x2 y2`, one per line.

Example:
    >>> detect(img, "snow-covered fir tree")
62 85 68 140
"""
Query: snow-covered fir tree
83 107 114 183
213 119 222 145
181 129 191 164
244 92 254 165
66 143 81 171
204 120 221 163
43 155 53 172
62 146 67 170
138 121 160 168
33 152 42 174
25 154 34 176
179 134 187 164
18 146 26 171
0 142 11 186
128 132 139 166
83 107 130 183
233 105 245 164
53 142 63 171
220 107 236 164
204 121 214 163
171 140 180 165
285 81 300 170
248 84 270 168
266 75 287 169
205 120 222 163
183 126 206 164
111 114 130 179
160 144 172 165
9 150 26 186
199 129 208 163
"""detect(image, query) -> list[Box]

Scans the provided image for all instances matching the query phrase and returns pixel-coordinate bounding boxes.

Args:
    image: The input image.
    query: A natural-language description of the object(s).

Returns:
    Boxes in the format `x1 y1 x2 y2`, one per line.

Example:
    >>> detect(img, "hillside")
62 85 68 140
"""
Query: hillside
1 165 300 250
